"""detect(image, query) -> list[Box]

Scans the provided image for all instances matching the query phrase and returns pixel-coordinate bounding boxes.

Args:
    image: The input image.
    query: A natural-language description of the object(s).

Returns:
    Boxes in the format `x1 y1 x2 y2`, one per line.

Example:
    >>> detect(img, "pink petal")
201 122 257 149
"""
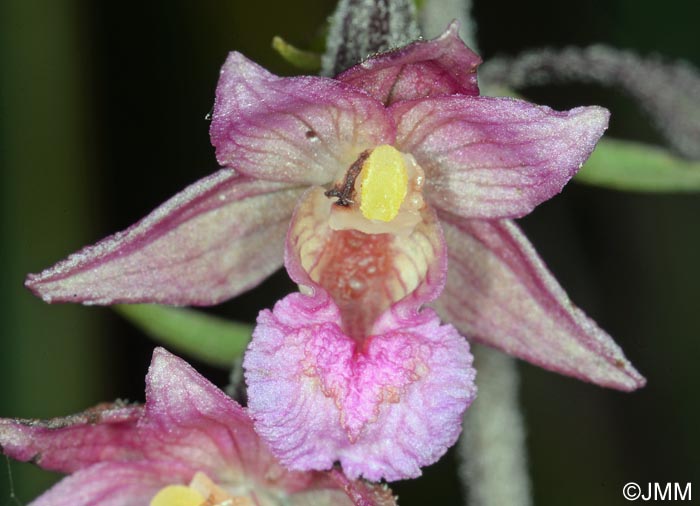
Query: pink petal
244 291 475 482
337 21 481 104
29 462 180 506
393 96 609 219
434 215 645 391
285 188 448 339
0 404 143 473
142 348 282 484
0 349 268 481
26 171 300 305
210 52 395 185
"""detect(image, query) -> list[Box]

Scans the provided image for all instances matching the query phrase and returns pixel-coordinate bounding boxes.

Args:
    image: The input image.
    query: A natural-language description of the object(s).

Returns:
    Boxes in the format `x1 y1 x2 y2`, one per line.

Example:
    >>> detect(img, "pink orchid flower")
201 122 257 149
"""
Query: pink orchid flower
26 23 644 395
0 348 396 506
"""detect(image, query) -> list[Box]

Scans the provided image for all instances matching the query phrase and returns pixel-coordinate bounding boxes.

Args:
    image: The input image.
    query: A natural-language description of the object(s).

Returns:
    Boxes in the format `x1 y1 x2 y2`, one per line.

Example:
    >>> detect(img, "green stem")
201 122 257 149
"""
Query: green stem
114 305 253 368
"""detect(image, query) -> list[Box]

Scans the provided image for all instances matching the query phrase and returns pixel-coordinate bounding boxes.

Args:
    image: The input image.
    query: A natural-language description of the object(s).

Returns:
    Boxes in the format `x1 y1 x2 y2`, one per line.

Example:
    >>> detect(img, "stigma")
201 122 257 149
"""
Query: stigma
327 144 425 235
358 145 409 222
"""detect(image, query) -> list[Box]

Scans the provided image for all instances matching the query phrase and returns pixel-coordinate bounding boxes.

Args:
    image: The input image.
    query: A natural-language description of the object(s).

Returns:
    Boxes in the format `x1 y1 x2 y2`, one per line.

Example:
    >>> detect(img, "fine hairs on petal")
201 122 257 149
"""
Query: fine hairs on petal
211 52 397 185
25 173 302 306
435 216 645 391
393 96 609 219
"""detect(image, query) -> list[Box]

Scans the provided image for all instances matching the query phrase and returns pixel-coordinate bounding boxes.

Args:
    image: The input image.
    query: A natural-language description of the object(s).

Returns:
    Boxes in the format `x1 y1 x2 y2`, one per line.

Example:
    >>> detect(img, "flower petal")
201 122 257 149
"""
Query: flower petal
210 52 395 185
0 404 143 473
393 96 609 219
434 215 645 391
0 348 270 481
285 187 447 338
244 291 475 482
142 348 292 486
26 171 300 305
337 21 481 104
28 461 182 506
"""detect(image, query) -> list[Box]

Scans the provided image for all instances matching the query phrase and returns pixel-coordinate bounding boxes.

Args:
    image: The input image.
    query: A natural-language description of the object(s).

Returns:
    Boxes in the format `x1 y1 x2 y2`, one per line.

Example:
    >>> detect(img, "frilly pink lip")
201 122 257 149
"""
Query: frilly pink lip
0 348 397 506
244 285 476 482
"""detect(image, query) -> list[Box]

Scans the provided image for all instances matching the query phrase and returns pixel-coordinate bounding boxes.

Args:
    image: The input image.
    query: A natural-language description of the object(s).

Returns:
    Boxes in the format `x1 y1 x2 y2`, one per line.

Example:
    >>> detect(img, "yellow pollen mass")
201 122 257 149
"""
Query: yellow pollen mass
150 485 206 506
359 145 408 222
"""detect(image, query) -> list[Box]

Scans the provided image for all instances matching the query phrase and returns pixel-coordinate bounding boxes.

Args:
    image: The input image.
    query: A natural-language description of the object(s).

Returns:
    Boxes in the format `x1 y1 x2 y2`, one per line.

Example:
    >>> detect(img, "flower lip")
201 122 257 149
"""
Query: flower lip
244 287 476 482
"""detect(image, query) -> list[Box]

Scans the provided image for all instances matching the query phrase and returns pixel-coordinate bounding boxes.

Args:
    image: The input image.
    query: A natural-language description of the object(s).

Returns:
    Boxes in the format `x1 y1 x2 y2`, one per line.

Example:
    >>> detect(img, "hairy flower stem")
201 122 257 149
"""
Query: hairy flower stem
459 345 532 506
322 0 420 76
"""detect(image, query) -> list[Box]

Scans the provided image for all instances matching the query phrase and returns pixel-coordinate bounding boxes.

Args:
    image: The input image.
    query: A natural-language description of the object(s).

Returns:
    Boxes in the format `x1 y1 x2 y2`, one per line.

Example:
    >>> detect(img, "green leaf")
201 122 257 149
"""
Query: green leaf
114 304 253 368
576 139 700 192
272 36 322 72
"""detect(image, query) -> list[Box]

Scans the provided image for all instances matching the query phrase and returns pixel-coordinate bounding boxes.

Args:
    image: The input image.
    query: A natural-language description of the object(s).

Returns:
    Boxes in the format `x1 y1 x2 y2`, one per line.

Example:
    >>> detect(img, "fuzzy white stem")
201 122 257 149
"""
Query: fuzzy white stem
459 345 532 506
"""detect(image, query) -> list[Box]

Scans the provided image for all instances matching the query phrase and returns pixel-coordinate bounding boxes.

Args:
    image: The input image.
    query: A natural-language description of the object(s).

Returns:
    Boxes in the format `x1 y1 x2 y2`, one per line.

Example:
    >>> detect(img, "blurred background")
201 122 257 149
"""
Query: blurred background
1 0 698 504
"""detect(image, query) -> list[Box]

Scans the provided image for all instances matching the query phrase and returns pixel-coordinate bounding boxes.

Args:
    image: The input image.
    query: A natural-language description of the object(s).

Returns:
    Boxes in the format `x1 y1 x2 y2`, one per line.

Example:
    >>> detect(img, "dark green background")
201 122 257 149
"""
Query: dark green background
1 1 698 505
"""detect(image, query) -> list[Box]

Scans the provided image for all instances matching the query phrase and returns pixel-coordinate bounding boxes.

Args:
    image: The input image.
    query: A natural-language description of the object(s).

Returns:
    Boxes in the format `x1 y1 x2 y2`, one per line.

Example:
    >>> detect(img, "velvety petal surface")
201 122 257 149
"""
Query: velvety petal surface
434 215 645 391
393 96 609 219
29 462 181 506
0 348 267 483
26 171 301 305
0 403 144 473
244 290 475 482
337 21 481 105
211 52 395 185
142 348 281 484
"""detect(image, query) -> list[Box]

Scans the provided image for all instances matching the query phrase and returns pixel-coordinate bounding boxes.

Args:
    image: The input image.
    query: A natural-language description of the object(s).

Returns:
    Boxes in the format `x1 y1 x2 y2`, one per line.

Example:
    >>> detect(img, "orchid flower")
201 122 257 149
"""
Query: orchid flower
0 348 396 506
25 24 644 393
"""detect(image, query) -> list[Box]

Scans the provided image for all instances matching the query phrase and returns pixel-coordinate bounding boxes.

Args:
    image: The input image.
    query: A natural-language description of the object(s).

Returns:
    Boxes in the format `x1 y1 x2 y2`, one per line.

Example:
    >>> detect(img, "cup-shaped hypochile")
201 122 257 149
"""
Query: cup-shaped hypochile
285 186 448 340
